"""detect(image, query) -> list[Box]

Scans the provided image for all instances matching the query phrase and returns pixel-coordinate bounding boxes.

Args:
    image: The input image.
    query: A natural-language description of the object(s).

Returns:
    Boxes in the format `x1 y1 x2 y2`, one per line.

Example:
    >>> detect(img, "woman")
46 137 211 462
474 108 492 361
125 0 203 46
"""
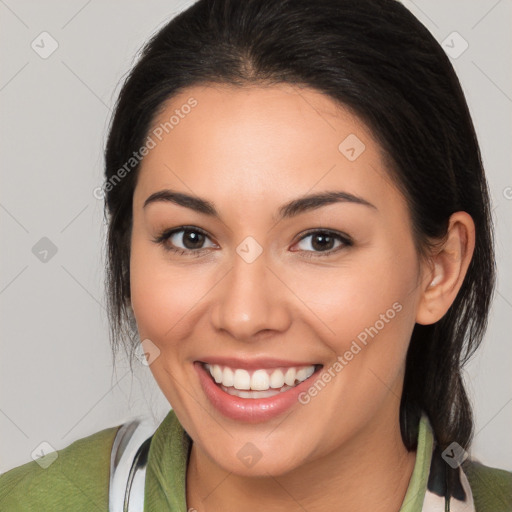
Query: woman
1 0 510 510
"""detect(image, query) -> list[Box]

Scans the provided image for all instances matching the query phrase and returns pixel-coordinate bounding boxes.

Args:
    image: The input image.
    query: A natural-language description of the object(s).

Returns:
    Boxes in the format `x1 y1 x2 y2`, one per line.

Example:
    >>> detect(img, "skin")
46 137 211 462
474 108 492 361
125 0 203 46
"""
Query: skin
129 83 475 512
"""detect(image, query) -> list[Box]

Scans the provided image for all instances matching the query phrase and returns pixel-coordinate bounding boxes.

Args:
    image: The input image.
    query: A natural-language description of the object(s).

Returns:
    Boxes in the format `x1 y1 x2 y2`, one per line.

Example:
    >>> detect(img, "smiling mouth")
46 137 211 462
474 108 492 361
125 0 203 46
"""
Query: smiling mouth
201 362 323 399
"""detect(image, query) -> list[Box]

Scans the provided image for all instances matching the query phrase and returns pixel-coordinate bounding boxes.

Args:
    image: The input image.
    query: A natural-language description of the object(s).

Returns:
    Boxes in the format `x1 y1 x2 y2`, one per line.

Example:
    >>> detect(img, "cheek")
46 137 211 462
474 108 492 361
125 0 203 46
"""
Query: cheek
129 231 204 345
283 244 419 353
290 251 419 431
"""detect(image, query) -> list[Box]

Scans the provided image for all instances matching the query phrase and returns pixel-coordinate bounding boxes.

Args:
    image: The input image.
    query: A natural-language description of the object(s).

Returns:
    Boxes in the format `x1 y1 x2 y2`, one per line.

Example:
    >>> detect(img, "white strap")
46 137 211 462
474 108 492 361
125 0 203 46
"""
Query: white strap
109 417 158 512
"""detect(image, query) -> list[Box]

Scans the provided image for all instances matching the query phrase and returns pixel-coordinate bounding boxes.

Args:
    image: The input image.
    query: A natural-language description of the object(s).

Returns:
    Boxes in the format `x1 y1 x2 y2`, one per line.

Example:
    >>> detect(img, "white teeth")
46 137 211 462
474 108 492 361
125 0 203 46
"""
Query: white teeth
223 367 234 387
284 367 297 386
269 369 285 388
296 366 315 382
221 384 294 399
251 369 270 390
212 365 223 384
205 363 317 392
233 369 251 390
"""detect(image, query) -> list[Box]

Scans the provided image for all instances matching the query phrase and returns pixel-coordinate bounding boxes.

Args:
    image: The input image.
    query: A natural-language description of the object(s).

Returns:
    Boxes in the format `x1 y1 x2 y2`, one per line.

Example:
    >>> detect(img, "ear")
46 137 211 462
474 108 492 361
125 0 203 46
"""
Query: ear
415 211 475 325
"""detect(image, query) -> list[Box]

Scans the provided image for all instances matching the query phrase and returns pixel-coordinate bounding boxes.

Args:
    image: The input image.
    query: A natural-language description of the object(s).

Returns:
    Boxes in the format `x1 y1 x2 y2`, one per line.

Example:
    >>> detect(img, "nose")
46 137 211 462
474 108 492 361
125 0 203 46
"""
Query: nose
210 249 292 341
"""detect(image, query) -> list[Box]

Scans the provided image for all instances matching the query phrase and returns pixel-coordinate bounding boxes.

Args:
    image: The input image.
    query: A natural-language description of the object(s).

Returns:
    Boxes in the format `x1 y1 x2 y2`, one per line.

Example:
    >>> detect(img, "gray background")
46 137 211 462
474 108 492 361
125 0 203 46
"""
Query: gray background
1 0 511 473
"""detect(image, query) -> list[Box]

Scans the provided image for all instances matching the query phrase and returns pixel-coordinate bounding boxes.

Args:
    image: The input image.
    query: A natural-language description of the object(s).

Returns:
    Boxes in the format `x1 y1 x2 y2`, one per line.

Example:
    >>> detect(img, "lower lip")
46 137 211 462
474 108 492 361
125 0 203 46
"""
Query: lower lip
194 361 321 423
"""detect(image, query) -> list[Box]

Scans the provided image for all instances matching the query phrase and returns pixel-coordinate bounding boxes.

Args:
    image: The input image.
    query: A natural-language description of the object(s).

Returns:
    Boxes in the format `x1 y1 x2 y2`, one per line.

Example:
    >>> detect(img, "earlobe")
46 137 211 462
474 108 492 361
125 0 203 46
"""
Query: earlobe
415 211 475 325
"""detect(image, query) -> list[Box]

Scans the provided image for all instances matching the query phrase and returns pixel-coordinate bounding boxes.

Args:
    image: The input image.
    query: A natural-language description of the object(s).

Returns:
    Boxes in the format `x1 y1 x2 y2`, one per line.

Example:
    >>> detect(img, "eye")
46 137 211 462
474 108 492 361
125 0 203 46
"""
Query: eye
292 229 352 258
153 226 352 259
152 226 218 257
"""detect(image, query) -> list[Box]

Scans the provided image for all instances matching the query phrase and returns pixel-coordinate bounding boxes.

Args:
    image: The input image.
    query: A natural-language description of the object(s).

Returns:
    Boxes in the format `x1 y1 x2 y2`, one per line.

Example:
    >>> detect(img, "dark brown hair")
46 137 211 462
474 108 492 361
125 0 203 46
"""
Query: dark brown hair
102 0 495 452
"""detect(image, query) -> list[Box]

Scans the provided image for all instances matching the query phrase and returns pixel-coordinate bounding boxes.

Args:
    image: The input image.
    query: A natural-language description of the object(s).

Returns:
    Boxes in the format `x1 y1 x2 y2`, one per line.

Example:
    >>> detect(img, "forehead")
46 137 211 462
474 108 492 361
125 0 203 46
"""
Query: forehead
134 83 402 214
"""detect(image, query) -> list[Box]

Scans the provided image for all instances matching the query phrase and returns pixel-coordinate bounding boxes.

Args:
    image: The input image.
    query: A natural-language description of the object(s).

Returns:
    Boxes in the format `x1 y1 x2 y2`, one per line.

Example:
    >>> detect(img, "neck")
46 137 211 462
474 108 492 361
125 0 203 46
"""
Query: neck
186 403 416 512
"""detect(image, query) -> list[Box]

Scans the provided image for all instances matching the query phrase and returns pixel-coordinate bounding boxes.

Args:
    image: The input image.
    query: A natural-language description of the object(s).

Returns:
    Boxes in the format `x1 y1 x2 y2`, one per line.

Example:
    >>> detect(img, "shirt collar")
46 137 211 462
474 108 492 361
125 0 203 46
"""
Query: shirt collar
144 408 191 511
399 412 435 511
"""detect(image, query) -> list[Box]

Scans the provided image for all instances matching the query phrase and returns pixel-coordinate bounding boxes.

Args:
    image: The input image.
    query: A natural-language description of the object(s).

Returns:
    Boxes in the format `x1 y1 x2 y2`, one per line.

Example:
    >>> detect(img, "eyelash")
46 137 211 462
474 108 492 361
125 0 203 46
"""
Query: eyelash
151 225 353 259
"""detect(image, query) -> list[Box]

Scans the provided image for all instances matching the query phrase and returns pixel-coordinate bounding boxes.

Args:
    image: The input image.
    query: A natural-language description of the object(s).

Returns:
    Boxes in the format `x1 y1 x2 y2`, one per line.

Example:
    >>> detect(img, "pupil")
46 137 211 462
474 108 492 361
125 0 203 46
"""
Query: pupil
183 230 204 249
312 234 334 251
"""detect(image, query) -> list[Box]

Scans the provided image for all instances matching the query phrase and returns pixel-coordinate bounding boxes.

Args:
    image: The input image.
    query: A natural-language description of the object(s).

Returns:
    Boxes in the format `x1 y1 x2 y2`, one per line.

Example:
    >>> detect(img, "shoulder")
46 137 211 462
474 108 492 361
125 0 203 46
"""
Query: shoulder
0 424 121 511
463 459 512 512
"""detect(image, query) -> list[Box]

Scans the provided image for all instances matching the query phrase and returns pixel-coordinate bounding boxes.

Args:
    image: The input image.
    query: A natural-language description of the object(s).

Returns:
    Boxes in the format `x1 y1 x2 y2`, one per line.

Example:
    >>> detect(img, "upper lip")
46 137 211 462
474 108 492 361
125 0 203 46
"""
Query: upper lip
197 357 322 370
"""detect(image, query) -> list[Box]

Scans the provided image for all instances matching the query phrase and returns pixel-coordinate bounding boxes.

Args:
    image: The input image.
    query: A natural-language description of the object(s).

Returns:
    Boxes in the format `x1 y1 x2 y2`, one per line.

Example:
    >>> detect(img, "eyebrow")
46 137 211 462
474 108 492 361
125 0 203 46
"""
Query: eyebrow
143 188 377 220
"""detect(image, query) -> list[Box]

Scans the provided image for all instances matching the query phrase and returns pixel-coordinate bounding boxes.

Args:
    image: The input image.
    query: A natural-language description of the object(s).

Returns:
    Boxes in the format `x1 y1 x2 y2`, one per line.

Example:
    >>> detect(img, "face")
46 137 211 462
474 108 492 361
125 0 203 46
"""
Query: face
130 83 427 476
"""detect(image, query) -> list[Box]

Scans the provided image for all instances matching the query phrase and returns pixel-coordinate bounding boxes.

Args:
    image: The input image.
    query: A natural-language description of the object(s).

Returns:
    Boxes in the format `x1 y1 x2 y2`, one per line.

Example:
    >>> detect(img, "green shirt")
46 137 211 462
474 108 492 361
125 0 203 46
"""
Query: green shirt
1 409 510 511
